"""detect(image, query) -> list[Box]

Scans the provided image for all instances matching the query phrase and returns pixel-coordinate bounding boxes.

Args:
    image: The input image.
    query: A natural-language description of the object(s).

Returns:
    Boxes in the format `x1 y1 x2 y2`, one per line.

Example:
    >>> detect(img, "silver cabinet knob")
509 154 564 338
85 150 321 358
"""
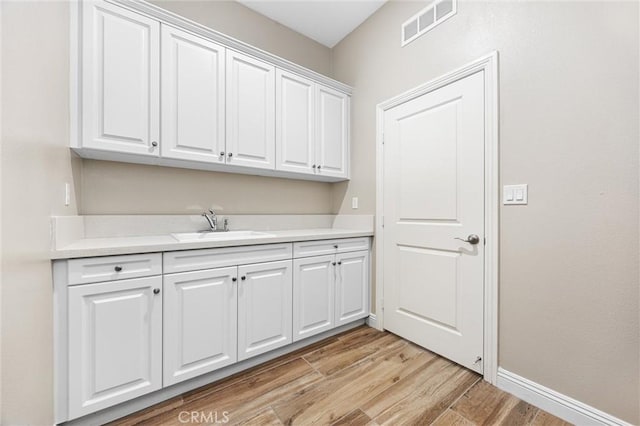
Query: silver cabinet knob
151 141 158 147
228 152 233 158
153 288 160 295
114 266 122 272
219 151 225 156
455 234 480 245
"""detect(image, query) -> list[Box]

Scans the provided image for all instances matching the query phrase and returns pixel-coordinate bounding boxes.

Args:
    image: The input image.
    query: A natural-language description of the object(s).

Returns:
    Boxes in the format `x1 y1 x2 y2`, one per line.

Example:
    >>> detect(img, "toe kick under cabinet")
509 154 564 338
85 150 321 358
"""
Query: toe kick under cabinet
53 237 370 423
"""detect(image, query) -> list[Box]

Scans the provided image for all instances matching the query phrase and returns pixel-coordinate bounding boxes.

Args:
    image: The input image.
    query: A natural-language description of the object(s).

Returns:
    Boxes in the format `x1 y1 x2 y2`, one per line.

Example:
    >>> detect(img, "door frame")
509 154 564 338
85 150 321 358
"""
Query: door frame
375 51 499 384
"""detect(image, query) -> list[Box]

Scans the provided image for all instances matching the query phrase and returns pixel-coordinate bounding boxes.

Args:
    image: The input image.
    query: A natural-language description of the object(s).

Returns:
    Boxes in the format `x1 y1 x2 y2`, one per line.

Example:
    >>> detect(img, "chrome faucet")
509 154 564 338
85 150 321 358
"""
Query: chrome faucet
202 210 229 232
202 209 218 231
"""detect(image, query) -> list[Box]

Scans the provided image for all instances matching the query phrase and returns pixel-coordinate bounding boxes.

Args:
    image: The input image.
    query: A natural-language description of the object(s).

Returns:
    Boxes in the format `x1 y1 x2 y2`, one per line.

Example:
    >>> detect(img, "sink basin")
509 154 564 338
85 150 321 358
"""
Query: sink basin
171 230 275 242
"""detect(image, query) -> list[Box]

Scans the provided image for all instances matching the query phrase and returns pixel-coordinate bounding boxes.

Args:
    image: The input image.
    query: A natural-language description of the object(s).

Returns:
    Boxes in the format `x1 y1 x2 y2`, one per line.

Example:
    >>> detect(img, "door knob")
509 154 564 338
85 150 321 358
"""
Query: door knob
455 234 480 245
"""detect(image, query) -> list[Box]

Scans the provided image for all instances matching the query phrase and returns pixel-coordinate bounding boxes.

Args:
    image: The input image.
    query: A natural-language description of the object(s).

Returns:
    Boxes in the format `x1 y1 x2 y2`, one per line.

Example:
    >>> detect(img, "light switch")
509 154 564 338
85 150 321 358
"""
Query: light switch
503 184 528 205
351 197 359 209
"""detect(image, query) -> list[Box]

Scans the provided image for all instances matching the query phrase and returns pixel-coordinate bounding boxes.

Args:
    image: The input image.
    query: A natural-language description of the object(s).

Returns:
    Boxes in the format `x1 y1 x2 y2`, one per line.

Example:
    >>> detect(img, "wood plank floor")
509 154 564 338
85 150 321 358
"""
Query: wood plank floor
112 326 572 426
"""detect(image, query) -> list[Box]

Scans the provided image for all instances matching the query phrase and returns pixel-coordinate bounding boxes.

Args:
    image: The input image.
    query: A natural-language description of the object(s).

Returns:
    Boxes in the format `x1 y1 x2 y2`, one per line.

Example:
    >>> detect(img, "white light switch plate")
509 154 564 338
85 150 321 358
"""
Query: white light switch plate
351 197 359 209
503 184 528 205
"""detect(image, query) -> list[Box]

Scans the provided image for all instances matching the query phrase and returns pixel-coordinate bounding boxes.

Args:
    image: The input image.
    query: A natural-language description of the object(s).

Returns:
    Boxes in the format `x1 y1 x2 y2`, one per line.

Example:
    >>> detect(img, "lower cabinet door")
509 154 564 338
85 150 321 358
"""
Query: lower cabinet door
293 255 335 341
163 267 238 386
68 276 162 419
238 260 292 360
335 250 370 326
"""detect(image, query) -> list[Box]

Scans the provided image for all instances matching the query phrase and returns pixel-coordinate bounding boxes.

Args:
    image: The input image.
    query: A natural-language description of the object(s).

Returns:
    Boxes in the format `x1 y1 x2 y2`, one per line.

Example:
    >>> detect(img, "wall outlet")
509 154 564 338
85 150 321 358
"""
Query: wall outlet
65 183 71 206
351 197 359 209
503 184 528 205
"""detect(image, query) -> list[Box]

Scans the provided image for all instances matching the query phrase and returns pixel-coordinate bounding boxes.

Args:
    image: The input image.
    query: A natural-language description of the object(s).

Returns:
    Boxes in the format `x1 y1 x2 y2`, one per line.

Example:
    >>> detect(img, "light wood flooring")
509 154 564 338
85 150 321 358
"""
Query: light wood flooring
112 326 572 426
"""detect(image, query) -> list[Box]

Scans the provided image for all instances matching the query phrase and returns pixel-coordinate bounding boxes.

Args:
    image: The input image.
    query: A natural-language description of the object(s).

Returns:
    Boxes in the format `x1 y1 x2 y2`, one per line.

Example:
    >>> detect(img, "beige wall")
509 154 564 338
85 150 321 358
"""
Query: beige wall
1 1 81 424
332 0 639 423
150 0 332 76
81 160 333 214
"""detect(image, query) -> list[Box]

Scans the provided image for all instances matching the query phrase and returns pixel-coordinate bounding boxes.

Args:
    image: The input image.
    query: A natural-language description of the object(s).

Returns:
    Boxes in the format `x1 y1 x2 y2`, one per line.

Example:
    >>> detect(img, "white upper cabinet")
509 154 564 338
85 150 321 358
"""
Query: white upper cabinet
161 25 226 163
81 1 160 156
75 1 351 180
316 86 349 179
226 51 276 170
276 70 315 175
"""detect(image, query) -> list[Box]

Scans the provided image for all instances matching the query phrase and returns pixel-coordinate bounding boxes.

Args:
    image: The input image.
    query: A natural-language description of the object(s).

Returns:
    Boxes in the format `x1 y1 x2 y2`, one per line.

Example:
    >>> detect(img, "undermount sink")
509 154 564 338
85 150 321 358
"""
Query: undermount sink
170 230 275 242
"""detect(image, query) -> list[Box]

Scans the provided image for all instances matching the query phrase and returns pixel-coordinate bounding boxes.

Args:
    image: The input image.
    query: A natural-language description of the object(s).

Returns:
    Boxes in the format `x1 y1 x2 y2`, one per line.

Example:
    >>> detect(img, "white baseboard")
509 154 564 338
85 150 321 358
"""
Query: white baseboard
496 368 633 426
366 313 378 329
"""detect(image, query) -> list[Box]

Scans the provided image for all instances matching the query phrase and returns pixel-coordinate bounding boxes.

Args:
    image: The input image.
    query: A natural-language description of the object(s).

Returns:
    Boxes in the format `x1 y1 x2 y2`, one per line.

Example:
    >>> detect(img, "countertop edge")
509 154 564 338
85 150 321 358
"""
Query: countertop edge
50 230 375 260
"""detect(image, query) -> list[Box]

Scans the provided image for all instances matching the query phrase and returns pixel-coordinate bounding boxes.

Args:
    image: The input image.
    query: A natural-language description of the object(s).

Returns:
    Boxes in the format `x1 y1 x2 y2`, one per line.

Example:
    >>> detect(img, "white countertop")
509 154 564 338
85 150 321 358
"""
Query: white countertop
51 228 374 259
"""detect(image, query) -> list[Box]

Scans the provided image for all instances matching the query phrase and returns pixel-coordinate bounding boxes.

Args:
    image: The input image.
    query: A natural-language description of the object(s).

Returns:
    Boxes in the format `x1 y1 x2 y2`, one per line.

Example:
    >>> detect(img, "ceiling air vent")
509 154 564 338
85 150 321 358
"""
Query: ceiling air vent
402 0 457 46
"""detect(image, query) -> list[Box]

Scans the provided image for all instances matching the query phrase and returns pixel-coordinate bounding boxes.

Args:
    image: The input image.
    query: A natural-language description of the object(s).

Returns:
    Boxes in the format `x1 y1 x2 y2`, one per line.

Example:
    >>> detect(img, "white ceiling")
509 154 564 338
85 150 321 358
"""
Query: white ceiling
236 0 387 48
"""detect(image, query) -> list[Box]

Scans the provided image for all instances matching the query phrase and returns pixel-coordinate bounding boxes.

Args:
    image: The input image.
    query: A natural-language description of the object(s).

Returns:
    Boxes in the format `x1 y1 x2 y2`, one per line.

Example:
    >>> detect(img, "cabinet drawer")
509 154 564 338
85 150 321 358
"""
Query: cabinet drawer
164 243 292 274
67 253 162 285
293 237 370 258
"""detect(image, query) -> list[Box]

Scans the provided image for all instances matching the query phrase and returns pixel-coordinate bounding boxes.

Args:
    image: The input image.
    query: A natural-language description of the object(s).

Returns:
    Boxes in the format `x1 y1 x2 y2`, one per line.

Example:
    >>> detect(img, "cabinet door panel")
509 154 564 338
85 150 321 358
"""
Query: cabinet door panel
335 250 369 326
68 276 162 419
276 70 315 174
238 260 292 360
82 1 159 155
163 267 237 385
316 86 349 178
161 25 226 163
293 255 335 342
226 51 276 170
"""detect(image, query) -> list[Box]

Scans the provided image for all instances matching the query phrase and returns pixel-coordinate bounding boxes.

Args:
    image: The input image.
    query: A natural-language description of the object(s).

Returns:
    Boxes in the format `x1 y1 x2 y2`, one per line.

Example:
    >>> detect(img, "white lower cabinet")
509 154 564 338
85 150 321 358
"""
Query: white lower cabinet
57 238 369 422
163 267 237 386
293 255 335 341
293 249 369 341
335 250 370 326
68 276 162 419
238 260 293 361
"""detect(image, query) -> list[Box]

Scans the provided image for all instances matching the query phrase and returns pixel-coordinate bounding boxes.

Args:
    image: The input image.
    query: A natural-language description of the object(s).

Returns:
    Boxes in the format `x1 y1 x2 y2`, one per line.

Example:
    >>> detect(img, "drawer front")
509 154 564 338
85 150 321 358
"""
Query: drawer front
293 237 370 258
67 253 162 285
164 243 293 274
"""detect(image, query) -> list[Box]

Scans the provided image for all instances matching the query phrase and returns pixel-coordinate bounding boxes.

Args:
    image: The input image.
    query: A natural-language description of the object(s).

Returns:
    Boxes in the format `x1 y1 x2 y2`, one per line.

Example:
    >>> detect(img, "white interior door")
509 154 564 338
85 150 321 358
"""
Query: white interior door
383 71 485 373
161 25 226 163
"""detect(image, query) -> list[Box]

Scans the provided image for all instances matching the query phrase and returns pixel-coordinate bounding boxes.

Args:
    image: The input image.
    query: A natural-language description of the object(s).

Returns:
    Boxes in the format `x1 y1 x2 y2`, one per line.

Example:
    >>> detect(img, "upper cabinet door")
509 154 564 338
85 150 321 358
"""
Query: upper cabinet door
226 51 276 170
276 70 316 175
161 25 226 163
82 1 160 156
316 86 349 179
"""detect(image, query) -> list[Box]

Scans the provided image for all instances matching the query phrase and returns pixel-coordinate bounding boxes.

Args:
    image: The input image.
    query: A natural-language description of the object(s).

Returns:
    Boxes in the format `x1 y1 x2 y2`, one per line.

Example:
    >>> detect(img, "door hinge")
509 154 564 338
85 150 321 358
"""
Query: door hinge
381 216 384 228
382 133 384 145
484 237 487 245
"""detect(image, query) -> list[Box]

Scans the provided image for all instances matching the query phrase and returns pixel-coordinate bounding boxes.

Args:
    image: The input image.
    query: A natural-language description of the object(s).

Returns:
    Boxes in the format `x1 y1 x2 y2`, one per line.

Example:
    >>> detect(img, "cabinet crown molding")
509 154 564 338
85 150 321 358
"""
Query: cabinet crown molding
111 0 353 94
